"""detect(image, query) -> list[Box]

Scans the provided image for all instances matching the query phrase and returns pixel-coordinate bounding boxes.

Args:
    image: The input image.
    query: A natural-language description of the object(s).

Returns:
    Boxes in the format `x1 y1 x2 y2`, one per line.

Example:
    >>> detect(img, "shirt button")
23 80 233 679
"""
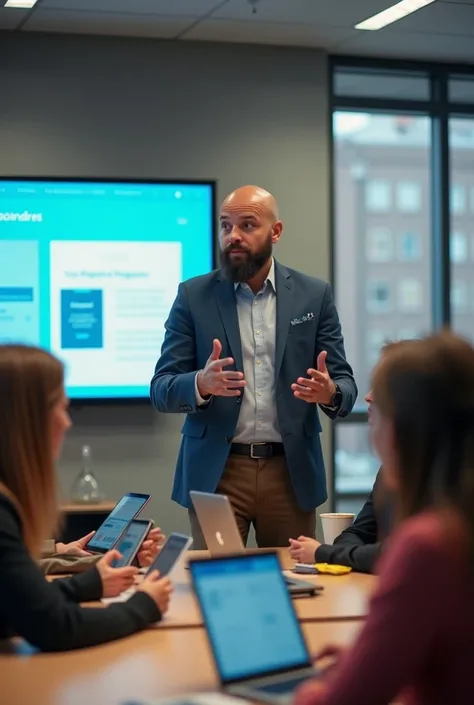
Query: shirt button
256 360 262 366
253 300 258 306
255 330 260 335
257 391 262 396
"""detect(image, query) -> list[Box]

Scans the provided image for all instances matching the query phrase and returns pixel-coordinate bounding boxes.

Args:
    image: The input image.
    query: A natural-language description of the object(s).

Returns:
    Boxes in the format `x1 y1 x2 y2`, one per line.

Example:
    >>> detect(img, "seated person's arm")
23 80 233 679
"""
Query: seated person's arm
315 490 380 574
0 500 161 652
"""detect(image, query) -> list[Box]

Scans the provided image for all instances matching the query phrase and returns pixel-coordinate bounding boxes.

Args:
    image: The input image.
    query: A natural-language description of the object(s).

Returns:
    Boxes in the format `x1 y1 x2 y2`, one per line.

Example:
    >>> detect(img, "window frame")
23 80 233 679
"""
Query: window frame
330 56 474 511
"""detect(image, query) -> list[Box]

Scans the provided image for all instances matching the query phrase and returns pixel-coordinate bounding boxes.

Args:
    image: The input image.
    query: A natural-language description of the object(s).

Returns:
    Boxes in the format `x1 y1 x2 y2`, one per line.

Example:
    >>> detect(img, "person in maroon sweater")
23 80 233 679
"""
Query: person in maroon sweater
294 331 474 705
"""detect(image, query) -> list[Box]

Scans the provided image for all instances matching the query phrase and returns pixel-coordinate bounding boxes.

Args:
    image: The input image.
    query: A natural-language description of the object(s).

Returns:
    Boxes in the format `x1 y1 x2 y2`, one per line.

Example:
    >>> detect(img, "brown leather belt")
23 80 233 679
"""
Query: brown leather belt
230 442 285 459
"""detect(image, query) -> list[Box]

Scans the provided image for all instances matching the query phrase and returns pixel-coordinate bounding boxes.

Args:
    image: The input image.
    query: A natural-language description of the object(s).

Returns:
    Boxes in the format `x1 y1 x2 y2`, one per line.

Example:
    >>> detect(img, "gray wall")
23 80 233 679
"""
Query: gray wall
0 32 331 536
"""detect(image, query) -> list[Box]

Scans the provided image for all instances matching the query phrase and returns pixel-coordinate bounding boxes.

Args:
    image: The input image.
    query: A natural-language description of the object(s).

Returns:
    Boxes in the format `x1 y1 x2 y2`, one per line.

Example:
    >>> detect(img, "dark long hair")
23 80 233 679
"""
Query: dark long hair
372 331 474 554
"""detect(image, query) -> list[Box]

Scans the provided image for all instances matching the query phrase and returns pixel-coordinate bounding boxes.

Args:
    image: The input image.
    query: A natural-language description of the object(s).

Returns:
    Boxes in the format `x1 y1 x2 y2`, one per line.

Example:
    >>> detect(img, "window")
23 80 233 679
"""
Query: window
365 180 391 212
398 328 420 341
450 232 468 263
451 184 466 214
367 281 391 313
449 117 474 342
451 281 469 312
334 424 379 495
398 231 422 261
449 76 474 104
396 182 421 212
334 68 430 101
366 227 393 262
398 279 423 312
367 330 391 366
334 112 433 412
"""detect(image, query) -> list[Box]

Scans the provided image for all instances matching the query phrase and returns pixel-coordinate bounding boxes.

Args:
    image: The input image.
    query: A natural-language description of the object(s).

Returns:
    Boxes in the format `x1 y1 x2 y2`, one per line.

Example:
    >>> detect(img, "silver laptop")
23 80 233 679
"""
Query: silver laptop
189 491 318 597
188 551 320 704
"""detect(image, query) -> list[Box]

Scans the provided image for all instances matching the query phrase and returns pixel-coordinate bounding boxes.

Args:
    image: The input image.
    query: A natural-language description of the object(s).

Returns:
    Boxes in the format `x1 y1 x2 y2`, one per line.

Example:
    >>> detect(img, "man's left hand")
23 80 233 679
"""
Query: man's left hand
291 350 336 405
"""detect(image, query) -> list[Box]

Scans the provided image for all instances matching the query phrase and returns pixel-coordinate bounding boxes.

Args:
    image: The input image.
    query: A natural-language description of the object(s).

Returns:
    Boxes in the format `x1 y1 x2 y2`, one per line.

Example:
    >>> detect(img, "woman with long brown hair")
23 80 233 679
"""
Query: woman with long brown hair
294 331 474 705
0 344 172 651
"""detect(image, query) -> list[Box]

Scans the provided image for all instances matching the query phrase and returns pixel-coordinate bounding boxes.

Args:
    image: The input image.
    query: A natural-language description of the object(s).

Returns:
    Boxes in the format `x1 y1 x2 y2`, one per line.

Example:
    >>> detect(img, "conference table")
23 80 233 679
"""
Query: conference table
0 549 377 705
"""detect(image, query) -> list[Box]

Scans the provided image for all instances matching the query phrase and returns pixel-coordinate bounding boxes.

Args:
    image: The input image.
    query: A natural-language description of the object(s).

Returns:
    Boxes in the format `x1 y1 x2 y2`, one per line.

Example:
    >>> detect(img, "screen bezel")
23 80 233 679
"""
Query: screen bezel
188 550 313 686
113 518 153 568
85 492 151 554
0 176 217 405
146 531 192 576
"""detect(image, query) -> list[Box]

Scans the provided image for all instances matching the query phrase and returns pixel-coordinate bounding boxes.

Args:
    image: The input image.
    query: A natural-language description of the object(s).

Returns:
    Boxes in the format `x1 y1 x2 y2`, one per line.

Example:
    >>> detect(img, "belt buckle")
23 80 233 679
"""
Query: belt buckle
250 442 267 459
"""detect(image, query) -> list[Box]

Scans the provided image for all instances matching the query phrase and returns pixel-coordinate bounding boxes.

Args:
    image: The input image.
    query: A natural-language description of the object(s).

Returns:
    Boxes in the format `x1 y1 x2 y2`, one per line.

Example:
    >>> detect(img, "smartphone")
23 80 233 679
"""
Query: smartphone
112 519 153 568
293 563 319 575
85 492 151 554
146 532 193 577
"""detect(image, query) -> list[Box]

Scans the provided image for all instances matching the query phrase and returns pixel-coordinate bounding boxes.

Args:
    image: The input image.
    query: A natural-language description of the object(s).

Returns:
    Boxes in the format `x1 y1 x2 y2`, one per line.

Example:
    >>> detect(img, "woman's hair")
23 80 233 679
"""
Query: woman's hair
0 344 64 556
372 330 474 547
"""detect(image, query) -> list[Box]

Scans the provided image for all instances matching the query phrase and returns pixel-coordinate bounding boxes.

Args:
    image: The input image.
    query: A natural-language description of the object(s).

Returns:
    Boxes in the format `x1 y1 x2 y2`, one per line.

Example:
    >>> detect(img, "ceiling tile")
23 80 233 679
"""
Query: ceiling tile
182 18 357 48
0 9 29 29
210 0 395 27
336 28 474 63
23 10 195 39
40 0 223 16
396 1 474 35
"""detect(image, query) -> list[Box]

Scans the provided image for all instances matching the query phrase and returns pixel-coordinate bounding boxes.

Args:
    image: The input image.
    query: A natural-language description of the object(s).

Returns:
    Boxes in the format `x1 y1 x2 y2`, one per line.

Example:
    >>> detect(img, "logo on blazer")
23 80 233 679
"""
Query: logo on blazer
215 531 225 546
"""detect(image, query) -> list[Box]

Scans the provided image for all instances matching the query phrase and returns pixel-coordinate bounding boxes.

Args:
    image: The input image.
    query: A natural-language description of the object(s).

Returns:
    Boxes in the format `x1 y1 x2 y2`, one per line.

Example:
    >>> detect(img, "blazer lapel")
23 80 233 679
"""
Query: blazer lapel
214 274 244 372
275 262 294 379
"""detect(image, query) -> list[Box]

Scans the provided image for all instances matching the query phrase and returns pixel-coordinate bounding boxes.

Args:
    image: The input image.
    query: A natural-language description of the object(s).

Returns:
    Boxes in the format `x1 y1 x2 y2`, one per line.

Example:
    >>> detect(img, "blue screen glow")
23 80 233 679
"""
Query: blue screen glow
0 179 214 399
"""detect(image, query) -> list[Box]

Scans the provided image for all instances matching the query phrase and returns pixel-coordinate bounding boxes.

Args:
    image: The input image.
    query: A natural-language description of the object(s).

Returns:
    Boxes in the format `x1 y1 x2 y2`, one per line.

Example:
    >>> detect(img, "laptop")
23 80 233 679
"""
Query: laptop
189 491 318 597
188 551 320 704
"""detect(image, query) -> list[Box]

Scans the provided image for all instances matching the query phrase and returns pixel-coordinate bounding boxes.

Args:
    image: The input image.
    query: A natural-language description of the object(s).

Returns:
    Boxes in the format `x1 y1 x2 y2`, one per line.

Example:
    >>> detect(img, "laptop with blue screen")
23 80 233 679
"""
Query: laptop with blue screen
188 551 320 704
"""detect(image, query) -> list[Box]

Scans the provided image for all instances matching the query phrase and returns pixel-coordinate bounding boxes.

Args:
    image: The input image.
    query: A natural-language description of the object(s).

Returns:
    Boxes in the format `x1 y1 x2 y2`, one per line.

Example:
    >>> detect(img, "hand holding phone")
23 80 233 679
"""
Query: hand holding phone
137 571 173 615
97 551 139 598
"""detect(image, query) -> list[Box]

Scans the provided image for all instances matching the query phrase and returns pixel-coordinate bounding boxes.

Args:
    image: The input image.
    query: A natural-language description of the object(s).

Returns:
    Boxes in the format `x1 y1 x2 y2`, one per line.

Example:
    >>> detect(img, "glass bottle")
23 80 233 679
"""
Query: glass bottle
71 444 101 504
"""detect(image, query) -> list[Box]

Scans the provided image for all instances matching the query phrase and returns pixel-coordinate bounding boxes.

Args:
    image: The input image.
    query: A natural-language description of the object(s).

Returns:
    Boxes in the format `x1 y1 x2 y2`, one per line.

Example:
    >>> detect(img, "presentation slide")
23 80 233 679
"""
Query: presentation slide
0 179 213 398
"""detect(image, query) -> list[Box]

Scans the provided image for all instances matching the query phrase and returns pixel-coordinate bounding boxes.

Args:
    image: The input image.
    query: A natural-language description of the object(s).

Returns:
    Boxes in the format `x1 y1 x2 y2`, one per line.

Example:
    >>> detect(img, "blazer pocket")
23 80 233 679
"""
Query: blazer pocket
181 421 207 438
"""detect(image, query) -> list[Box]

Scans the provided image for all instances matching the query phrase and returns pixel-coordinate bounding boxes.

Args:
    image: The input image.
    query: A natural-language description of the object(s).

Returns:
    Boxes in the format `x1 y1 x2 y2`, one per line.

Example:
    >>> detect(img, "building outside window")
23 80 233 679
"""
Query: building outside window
398 231 422 261
398 279 423 312
365 180 391 212
396 181 422 212
367 280 391 313
366 227 393 262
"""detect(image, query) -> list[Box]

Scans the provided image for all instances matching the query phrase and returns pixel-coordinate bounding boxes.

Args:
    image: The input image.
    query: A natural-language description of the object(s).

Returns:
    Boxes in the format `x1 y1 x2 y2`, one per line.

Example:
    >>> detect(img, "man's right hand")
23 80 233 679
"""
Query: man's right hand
197 339 245 398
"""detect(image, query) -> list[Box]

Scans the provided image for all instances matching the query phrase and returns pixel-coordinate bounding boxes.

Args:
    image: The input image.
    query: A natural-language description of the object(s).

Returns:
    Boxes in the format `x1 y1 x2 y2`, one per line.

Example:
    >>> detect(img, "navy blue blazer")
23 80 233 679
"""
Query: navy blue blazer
150 261 357 510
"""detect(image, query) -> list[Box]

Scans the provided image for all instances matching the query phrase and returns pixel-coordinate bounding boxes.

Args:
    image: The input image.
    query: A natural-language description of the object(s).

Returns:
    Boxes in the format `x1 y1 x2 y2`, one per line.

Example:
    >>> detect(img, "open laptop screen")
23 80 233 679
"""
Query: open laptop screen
189 552 311 684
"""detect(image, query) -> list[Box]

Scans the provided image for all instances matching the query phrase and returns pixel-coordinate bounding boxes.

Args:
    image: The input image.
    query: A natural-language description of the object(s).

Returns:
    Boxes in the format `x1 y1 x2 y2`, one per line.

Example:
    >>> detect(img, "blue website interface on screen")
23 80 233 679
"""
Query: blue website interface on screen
0 180 213 398
89 495 148 551
191 554 309 682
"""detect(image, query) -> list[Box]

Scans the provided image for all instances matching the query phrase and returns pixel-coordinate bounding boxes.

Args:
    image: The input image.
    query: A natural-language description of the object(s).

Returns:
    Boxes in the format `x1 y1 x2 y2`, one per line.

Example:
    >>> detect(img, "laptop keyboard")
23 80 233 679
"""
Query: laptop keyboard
256 675 310 694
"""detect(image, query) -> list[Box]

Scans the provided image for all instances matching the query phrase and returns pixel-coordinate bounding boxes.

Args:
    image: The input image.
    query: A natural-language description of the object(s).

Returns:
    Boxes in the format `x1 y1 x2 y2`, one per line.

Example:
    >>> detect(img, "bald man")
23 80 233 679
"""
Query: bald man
150 186 357 547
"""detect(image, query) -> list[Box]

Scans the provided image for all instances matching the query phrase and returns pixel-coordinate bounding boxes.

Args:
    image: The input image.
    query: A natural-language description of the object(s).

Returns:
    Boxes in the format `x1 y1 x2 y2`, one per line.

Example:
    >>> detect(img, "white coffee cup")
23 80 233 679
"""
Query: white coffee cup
320 513 355 545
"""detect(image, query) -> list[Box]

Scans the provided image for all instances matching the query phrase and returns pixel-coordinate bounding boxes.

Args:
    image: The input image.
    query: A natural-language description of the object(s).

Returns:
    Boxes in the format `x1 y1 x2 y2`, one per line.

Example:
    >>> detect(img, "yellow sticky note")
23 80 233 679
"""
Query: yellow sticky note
314 563 352 575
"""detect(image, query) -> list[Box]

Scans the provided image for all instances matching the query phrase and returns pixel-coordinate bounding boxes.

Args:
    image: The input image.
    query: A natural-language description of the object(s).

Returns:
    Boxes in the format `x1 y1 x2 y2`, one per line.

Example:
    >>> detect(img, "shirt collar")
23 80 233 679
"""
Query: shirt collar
234 258 276 293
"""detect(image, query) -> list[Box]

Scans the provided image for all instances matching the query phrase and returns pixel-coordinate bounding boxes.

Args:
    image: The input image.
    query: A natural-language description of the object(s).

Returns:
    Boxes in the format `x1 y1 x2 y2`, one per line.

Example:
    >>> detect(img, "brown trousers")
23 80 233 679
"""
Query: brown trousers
189 453 316 548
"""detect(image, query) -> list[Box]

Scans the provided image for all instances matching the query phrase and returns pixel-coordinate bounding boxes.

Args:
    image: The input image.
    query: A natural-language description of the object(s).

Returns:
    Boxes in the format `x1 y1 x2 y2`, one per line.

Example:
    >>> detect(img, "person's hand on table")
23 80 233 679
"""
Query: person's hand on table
293 645 346 705
291 351 336 405
289 536 321 564
137 570 173 615
97 550 138 597
55 531 95 557
137 527 164 567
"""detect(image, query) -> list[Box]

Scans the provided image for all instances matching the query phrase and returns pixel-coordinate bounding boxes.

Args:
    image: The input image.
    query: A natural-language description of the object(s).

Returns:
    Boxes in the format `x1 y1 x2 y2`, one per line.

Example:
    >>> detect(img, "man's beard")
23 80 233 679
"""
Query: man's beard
220 233 273 283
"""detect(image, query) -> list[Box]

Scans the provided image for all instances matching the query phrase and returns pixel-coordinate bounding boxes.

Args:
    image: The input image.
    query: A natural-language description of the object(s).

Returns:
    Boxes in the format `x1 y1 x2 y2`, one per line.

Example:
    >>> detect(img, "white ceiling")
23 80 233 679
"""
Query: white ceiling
1 0 474 64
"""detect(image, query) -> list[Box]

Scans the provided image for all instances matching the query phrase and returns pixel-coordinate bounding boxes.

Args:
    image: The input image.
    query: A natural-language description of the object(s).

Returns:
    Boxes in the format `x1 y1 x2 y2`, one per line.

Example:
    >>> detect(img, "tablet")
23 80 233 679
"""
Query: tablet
112 519 153 568
146 532 192 577
85 492 151 554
